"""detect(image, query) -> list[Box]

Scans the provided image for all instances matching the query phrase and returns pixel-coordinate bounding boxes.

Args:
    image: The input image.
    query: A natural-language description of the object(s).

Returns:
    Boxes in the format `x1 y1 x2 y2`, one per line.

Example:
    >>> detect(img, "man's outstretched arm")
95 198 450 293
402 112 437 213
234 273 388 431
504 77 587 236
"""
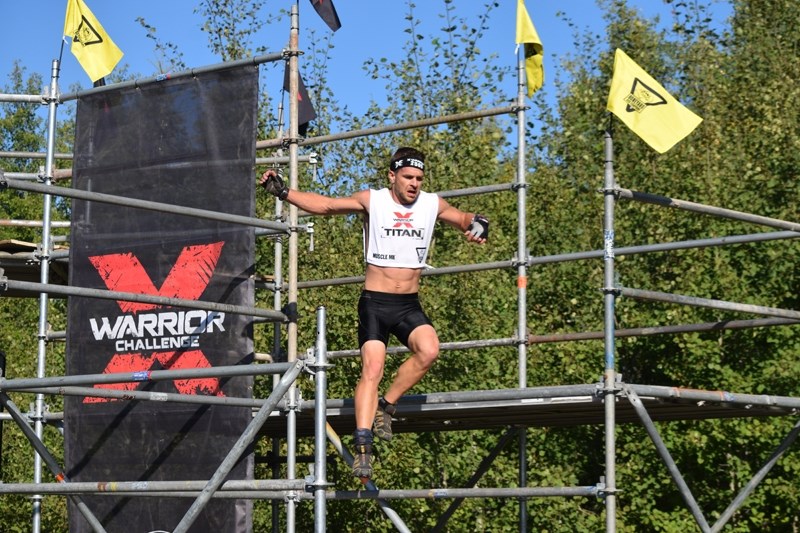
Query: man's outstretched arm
259 170 367 215
437 197 489 244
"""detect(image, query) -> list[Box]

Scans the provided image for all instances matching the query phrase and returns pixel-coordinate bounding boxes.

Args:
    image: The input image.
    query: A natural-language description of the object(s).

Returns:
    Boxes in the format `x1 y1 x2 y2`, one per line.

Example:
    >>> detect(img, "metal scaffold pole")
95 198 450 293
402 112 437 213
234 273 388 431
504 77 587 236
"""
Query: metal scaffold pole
313 306 329 532
602 122 618 532
30 57 62 533
515 52 530 533
285 5 301 531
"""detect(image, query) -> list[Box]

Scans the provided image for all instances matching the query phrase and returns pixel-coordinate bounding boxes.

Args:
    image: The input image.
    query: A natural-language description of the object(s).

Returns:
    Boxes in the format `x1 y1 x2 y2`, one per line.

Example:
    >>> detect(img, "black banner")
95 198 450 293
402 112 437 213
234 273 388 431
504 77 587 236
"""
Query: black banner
65 65 258 533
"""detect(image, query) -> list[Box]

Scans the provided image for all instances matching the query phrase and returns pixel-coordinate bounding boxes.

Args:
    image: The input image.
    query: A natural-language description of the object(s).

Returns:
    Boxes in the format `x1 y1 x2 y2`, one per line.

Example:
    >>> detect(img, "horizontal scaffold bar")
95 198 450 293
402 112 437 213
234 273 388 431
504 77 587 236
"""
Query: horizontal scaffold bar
0 479 306 495
1 177 290 233
528 317 799 344
1 362 295 391
257 105 521 149
627 384 800 410
60 52 285 102
616 188 800 233
619 286 800 321
1 278 287 322
0 484 599 501
318 486 600 501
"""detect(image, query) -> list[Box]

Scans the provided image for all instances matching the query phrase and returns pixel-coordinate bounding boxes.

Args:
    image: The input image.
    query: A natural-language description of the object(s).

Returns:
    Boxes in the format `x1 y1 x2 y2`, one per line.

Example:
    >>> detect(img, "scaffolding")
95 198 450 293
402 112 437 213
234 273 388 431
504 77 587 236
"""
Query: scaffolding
1 5 799 533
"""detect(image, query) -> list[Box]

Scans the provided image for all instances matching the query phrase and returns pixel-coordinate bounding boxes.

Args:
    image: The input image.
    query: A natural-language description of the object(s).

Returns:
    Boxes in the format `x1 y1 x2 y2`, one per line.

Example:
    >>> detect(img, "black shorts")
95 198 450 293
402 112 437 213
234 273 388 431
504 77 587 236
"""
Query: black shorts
357 290 433 348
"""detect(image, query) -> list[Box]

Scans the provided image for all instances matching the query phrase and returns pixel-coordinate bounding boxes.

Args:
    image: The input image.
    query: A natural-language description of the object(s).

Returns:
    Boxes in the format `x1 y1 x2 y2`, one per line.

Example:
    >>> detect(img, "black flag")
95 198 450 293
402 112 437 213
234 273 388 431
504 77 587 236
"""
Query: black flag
309 0 341 32
283 64 317 136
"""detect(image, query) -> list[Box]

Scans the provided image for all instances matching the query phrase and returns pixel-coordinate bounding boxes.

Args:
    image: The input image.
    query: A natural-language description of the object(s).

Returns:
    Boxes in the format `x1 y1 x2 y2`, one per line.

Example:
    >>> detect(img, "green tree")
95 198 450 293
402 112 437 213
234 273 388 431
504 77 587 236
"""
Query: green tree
529 0 800 530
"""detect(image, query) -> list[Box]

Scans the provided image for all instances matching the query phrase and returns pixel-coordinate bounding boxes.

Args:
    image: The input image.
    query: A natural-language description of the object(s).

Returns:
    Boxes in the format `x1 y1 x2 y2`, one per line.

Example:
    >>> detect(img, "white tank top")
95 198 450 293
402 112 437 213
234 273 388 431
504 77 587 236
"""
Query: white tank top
364 188 439 268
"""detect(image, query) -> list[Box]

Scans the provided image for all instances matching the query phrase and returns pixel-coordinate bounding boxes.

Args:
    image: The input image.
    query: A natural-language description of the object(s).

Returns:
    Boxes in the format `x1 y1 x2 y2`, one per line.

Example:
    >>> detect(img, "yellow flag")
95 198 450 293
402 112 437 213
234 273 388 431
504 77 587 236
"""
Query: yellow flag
606 49 702 153
63 0 123 82
515 0 543 97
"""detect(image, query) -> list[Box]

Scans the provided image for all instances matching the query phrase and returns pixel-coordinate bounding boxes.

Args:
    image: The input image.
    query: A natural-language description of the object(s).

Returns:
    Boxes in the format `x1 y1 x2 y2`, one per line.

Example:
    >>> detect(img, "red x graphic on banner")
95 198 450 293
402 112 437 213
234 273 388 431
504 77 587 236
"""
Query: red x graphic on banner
85 242 227 402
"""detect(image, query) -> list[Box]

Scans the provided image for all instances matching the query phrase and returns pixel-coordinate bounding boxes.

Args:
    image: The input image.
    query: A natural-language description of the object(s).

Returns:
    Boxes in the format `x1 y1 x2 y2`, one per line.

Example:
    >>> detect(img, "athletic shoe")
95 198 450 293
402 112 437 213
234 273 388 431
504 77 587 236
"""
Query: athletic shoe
352 441 373 482
373 397 396 442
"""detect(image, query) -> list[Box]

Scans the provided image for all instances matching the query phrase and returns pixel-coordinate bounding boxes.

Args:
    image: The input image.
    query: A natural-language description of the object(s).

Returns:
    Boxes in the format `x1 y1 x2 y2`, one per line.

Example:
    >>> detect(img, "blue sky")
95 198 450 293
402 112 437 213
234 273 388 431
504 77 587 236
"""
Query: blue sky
3 1 731 117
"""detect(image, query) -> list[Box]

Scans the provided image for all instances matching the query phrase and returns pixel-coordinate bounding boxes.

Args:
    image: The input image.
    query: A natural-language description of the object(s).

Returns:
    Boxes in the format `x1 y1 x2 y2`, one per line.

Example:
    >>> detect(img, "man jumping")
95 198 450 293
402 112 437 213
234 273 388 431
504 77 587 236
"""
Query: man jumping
261 147 489 481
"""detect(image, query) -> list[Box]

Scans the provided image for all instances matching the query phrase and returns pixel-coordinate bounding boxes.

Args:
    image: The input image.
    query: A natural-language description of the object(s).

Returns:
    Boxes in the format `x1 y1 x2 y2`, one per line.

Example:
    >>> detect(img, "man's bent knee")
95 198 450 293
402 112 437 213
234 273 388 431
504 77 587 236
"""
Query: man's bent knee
414 347 439 369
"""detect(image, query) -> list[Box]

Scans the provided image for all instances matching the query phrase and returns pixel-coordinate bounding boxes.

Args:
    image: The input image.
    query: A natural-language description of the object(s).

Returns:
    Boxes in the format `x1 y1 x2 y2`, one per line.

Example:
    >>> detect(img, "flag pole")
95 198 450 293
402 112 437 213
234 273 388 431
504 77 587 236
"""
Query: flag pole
602 113 618 532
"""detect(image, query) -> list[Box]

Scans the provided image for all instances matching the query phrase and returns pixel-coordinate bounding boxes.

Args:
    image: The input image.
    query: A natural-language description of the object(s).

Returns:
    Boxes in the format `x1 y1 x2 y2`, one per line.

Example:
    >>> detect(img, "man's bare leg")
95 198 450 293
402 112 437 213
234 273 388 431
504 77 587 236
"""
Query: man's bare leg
355 340 387 429
352 340 387 481
373 325 440 442
383 324 440 404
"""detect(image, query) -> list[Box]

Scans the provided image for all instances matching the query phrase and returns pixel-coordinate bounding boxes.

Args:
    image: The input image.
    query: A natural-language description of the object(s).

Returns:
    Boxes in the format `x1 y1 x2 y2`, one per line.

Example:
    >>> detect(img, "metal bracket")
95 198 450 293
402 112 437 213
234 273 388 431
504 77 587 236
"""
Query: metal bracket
595 376 623 396
34 242 51 263
595 477 620 499
280 48 305 60
280 136 302 149
305 352 333 372
27 401 51 423
282 385 300 413
306 222 315 251
601 286 622 296
304 474 333 491
597 186 622 200
511 250 530 268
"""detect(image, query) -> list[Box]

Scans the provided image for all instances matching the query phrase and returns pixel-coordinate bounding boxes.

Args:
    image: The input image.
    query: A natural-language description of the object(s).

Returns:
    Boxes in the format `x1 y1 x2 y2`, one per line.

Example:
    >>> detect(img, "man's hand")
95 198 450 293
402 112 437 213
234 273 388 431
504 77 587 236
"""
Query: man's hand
259 169 289 200
466 214 489 243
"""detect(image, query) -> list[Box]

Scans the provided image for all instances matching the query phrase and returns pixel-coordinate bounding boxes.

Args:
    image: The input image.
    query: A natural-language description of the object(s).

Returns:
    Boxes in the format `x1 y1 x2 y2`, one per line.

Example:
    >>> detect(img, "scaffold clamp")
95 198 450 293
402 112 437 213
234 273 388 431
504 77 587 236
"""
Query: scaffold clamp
280 136 302 148
596 478 620 498
0 169 6 190
307 222 315 251
304 474 333 490
598 185 622 199
512 250 529 268
0 268 6 293
286 388 302 413
280 47 305 59
37 165 47 183
595 375 623 396
601 285 622 296
27 401 50 422
305 353 333 372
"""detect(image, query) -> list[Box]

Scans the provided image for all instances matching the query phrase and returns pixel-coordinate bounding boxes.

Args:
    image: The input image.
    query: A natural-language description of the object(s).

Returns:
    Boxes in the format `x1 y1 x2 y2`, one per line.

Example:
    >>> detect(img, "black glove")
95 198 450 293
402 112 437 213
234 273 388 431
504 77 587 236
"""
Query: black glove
467 214 489 240
261 171 289 200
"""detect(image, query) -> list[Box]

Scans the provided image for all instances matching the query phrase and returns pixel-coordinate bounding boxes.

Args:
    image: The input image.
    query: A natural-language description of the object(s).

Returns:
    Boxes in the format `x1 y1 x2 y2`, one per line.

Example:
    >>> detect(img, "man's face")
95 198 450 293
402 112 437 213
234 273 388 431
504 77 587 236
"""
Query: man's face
389 167 424 204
